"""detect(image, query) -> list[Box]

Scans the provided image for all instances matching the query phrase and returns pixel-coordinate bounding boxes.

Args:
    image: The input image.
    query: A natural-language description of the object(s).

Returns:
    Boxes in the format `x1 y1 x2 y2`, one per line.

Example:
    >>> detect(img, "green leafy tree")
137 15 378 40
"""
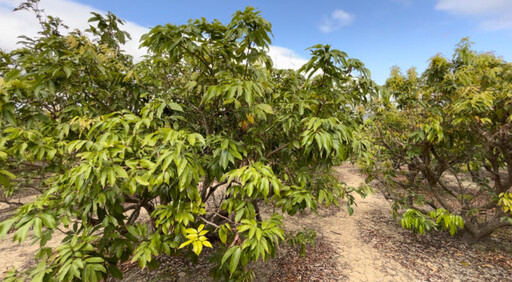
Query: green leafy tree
0 2 374 280
365 38 512 243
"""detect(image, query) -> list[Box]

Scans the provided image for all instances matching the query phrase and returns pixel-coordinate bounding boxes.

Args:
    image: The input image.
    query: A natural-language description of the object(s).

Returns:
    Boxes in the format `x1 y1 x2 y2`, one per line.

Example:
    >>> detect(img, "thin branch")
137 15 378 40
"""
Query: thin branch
204 180 227 203
266 142 290 158
199 216 220 228
215 213 230 223
0 199 24 207
187 102 211 135
436 178 459 199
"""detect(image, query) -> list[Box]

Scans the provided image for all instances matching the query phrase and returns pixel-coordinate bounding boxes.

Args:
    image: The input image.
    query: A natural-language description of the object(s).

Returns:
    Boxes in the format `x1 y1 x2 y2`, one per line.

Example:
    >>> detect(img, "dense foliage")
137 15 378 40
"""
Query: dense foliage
365 39 512 243
0 2 374 281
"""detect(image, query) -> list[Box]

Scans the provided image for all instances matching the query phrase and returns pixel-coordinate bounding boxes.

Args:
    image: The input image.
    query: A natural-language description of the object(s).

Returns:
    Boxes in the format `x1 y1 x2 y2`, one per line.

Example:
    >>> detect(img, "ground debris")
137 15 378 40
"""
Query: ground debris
116 237 345 281
3 164 511 281
358 209 512 282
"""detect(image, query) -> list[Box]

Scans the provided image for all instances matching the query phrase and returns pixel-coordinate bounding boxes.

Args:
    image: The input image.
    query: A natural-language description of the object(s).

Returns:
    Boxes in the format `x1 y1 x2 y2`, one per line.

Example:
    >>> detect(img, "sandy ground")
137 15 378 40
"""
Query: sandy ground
0 194 68 274
0 229 66 274
1 164 511 281
280 164 414 281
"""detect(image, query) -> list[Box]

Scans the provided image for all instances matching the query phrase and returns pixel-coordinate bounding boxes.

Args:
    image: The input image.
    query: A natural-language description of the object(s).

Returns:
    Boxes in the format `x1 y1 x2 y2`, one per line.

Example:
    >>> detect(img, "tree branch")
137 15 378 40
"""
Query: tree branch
199 215 220 228
266 142 290 158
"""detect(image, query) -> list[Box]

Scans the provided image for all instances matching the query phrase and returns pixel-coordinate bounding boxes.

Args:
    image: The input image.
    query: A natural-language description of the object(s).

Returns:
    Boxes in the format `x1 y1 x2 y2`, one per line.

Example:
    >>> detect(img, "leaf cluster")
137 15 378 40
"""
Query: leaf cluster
0 2 375 281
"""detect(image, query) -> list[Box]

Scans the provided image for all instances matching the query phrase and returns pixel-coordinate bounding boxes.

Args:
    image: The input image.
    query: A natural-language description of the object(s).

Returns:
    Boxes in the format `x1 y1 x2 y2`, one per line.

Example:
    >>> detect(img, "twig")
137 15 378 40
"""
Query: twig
199 216 220 228
266 142 290 158
213 211 234 224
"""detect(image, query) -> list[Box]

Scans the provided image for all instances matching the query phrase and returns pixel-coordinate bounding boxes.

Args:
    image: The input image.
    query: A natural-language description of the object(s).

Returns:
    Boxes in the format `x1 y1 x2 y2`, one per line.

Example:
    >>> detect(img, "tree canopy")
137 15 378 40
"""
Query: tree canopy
0 2 374 281
364 38 512 243
3 1 510 281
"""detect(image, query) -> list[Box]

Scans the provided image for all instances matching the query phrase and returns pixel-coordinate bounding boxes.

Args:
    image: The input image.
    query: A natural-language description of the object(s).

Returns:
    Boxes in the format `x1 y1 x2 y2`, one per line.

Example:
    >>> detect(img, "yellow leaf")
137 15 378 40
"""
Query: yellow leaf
192 241 203 255
246 114 255 124
178 240 193 249
66 35 78 49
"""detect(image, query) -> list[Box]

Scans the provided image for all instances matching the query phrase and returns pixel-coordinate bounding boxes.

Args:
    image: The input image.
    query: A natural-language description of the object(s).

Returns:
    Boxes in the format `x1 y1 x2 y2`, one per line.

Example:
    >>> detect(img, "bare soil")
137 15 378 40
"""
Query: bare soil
1 164 511 281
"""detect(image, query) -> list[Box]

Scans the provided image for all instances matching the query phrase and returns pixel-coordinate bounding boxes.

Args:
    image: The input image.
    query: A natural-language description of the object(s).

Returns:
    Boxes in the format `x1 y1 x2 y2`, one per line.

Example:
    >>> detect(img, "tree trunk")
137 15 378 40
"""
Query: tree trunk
460 230 485 245
460 218 511 244
200 178 212 203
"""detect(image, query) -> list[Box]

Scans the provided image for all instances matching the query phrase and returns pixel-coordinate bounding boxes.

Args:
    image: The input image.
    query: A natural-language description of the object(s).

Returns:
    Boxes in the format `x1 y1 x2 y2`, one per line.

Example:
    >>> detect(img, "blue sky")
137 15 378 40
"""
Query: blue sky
1 0 511 84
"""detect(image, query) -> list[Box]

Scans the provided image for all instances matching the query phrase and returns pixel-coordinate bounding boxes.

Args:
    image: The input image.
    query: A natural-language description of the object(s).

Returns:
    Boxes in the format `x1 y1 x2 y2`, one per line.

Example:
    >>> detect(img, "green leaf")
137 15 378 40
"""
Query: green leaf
39 213 56 229
4 69 20 81
14 219 33 242
84 257 104 263
256 103 273 114
1 218 16 240
221 246 236 266
237 224 251 233
113 165 128 178
229 247 242 274
346 203 354 216
63 66 73 78
108 167 116 187
0 170 16 179
108 265 123 279
135 176 149 186
168 102 184 112
256 228 262 241
219 228 227 244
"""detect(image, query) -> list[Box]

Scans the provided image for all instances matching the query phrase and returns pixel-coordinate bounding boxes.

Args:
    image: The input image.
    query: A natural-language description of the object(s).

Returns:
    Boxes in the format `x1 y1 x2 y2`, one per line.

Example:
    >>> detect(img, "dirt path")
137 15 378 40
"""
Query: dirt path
2 164 511 281
281 164 414 281
1 165 412 281
0 195 66 274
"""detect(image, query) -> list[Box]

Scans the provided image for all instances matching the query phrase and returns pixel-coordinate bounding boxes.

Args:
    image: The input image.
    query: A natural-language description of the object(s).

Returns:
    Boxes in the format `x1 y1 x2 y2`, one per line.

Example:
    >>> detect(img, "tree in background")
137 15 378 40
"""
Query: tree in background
365 38 512 243
0 1 374 280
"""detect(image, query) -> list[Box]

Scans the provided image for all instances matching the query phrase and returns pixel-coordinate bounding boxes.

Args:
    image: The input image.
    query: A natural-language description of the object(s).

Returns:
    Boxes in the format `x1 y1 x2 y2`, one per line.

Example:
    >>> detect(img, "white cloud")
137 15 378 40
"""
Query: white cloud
0 0 147 58
435 0 512 31
0 0 307 69
320 9 354 33
268 46 308 70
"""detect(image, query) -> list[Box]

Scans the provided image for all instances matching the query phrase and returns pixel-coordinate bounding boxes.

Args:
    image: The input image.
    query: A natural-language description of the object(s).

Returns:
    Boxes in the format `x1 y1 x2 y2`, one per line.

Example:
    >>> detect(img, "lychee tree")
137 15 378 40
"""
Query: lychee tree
365 39 512 243
0 1 374 281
